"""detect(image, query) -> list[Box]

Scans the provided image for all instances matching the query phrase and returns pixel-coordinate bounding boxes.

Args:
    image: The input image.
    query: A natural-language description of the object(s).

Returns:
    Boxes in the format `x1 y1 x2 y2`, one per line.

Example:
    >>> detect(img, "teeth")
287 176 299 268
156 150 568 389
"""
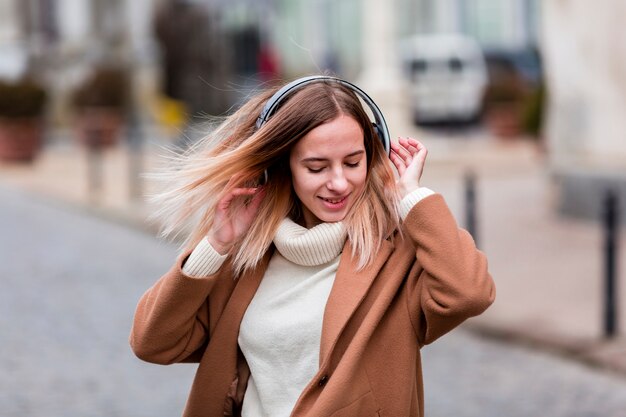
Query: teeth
323 197 344 204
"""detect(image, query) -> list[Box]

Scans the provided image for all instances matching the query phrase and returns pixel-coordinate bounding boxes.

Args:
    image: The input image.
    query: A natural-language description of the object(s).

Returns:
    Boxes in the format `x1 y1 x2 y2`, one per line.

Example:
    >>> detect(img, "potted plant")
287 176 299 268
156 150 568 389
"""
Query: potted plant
72 66 130 148
482 77 526 138
522 83 546 137
0 78 47 162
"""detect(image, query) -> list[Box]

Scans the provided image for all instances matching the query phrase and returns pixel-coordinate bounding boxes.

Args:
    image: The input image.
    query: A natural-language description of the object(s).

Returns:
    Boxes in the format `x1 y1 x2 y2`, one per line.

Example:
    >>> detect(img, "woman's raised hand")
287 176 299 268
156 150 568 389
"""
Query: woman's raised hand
207 187 266 255
389 137 428 198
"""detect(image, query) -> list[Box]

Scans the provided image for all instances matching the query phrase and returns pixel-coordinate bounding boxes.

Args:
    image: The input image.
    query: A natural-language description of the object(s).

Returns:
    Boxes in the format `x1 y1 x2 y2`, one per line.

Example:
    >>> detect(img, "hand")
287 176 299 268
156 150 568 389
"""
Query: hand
207 186 266 255
389 137 428 198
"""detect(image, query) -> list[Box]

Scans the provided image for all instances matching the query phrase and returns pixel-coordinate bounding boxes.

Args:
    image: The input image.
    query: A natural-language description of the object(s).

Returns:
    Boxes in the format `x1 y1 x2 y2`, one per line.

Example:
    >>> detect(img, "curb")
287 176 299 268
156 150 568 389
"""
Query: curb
464 322 626 377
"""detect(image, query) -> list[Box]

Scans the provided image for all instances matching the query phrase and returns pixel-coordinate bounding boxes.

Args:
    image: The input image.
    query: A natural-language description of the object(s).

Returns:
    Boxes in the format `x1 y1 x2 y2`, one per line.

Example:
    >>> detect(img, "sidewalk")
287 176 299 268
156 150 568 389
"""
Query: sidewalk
2 128 625 375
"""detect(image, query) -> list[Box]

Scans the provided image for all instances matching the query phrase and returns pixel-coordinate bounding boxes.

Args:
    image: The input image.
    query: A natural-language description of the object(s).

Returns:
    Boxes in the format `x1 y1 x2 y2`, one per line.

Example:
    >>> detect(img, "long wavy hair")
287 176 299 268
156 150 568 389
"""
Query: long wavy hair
150 78 401 274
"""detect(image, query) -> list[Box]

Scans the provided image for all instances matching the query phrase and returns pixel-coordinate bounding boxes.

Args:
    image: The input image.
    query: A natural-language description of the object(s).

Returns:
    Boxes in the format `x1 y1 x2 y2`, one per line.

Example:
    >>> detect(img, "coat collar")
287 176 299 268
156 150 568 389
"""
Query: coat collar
227 249 274 325
318 238 393 364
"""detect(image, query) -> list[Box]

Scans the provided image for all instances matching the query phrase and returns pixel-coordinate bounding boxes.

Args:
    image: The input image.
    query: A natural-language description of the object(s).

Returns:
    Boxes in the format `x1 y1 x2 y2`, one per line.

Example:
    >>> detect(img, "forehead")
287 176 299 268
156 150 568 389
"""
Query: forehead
292 116 365 158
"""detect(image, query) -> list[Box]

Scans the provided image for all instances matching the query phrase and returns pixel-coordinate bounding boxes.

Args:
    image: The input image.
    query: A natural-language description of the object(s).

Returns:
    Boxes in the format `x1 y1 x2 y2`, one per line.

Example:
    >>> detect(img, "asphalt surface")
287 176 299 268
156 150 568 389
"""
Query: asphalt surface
2 186 626 417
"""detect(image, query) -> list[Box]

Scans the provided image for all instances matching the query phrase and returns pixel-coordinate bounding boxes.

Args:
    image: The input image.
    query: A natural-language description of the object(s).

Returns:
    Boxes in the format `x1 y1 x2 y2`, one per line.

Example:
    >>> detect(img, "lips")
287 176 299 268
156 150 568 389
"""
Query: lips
318 194 350 211
320 196 348 204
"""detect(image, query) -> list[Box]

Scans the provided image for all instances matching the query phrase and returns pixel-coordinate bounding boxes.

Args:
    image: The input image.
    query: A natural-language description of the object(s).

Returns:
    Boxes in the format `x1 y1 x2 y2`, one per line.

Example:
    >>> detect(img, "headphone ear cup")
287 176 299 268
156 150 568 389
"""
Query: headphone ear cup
372 123 382 140
372 122 390 154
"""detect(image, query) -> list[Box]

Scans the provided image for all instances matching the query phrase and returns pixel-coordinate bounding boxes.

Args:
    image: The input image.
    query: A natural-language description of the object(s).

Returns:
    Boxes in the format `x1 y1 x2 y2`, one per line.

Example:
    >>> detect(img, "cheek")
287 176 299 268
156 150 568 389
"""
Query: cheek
291 170 317 199
352 165 368 191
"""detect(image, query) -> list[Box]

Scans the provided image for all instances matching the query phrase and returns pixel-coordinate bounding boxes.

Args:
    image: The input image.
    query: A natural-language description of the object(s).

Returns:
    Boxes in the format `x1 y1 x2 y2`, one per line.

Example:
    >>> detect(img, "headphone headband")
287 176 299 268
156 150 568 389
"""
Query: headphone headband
255 75 391 155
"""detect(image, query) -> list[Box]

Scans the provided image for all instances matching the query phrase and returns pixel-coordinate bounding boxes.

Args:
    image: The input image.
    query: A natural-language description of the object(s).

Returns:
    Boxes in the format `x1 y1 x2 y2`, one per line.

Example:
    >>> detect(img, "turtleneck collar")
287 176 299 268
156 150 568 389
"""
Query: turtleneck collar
273 218 347 266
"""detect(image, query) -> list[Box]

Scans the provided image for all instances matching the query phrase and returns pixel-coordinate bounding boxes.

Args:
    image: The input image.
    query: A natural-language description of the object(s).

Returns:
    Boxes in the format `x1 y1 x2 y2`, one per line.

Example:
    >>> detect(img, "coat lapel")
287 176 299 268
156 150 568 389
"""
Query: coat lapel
319 239 393 364
223 249 273 331
196 249 273 416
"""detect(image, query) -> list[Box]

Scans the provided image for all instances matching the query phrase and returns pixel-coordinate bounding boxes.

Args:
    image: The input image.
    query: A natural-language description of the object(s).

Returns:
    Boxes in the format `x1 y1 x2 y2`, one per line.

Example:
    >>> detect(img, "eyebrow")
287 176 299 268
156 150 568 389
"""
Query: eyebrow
301 150 365 163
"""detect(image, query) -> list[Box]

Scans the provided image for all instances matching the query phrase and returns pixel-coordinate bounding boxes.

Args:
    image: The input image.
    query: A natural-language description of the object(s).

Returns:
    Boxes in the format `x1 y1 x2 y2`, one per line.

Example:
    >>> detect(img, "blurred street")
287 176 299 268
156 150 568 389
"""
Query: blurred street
0 184 193 416
2 0 626 415
2 182 626 416
423 330 626 417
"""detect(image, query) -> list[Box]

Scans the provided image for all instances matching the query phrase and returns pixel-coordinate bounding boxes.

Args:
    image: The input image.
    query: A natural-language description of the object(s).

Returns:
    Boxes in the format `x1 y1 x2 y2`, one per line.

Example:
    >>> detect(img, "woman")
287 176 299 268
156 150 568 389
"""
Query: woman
130 76 495 417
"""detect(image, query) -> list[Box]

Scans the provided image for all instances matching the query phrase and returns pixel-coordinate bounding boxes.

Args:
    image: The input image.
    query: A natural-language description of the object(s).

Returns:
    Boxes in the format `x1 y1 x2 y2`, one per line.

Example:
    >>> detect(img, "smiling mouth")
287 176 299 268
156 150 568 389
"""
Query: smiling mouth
320 196 348 204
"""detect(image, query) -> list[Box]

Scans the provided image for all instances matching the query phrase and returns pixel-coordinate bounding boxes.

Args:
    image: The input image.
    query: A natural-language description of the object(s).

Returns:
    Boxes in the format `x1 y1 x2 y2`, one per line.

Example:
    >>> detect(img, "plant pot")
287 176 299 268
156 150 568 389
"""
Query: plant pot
0 117 43 162
484 103 523 138
75 107 124 148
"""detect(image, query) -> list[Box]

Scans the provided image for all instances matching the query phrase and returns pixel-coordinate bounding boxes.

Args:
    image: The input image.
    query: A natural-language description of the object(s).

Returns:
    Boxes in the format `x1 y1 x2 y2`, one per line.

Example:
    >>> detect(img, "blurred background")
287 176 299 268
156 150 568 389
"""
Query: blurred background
1 0 626 416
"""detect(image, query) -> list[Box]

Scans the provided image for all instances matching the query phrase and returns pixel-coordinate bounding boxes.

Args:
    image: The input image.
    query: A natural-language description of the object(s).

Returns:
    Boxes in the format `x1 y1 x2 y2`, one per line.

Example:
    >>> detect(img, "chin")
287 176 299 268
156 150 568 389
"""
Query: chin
302 200 354 226
320 215 346 224
314 209 350 224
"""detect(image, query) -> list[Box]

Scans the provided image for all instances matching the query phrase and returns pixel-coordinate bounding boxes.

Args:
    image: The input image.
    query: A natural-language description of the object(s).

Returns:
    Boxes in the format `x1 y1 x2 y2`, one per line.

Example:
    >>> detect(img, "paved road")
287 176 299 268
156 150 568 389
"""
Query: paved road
422 331 626 417
1 187 625 417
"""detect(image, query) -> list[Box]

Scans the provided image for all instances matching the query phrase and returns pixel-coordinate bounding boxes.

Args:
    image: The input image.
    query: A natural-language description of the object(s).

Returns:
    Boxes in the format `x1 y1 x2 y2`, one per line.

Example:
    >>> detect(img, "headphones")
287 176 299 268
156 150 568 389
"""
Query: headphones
255 75 391 155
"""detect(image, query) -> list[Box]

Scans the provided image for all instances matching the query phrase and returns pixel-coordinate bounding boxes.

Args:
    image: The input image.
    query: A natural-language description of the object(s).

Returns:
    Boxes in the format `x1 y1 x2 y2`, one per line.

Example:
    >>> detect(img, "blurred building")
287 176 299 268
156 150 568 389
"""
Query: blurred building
259 0 542 132
543 0 626 221
266 0 541 78
397 0 540 48
0 0 239 126
0 0 160 124
0 1 28 79
1 0 543 127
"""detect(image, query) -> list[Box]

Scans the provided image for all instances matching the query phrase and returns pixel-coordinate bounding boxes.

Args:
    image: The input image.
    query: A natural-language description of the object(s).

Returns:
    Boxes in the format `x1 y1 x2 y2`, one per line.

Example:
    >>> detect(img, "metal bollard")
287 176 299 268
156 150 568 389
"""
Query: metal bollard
464 170 478 247
86 129 103 202
603 190 619 338
127 106 143 201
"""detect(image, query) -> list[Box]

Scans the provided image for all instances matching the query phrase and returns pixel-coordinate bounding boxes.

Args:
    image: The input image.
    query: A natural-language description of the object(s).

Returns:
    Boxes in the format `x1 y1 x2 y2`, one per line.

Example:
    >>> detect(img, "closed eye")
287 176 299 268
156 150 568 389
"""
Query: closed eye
345 162 360 168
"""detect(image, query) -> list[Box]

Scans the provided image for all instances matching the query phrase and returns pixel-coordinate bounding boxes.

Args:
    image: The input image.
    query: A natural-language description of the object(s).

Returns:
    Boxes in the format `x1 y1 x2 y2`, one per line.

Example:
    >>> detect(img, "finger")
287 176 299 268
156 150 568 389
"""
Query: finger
399 137 419 155
235 187 263 209
406 137 422 147
391 140 412 165
389 151 406 177
217 192 235 211
231 187 259 196
391 139 411 158
413 141 428 164
408 138 429 156
246 187 266 211
217 187 259 210
416 145 428 161
403 138 427 163
411 147 428 182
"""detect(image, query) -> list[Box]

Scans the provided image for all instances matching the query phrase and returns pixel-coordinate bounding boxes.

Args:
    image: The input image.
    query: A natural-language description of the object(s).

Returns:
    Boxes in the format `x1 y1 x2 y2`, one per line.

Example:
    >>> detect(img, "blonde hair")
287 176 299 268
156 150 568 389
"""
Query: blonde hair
150 78 401 274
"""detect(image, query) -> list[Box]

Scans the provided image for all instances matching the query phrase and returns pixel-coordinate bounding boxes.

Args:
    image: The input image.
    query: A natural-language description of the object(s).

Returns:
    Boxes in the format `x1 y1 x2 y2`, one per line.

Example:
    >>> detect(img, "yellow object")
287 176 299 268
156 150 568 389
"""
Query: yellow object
155 96 187 129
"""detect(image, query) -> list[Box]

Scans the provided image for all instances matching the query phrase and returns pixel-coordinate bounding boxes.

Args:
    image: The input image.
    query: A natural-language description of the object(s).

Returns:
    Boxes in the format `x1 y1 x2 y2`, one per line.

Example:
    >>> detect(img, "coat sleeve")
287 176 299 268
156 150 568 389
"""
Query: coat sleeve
129 250 228 365
402 194 495 346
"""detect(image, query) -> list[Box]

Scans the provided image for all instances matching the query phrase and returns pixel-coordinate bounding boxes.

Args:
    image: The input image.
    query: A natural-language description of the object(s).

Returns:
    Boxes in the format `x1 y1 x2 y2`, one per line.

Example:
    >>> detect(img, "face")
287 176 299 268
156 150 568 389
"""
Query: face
289 115 367 228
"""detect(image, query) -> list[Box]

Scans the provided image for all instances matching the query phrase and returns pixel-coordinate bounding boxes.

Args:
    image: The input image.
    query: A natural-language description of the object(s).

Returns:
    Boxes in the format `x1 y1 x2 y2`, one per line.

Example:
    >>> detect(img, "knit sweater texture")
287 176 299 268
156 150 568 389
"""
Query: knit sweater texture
239 219 346 417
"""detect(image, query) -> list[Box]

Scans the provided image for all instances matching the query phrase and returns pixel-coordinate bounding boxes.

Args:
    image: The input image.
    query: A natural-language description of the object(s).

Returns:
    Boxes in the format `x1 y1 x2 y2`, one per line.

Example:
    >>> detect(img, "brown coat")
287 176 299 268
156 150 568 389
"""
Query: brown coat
130 194 495 417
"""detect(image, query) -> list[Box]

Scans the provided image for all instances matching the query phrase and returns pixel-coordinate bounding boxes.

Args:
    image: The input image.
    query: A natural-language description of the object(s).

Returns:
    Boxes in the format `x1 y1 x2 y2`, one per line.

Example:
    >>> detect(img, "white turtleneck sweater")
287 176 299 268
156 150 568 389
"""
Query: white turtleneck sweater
239 219 346 417
181 187 434 417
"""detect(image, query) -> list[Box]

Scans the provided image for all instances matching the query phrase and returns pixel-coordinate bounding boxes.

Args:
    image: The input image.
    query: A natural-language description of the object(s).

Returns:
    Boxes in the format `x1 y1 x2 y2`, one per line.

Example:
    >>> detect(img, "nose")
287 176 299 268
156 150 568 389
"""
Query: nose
326 169 349 193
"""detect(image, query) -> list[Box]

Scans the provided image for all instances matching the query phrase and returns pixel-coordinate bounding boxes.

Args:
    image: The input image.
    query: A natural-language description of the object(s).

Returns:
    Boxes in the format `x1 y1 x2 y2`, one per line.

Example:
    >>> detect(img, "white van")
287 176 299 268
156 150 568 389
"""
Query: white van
400 33 488 124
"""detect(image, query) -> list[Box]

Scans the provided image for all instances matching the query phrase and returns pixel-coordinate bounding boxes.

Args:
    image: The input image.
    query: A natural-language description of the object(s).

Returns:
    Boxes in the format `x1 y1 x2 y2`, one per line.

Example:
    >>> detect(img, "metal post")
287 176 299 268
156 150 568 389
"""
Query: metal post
465 170 478 247
603 190 619 338
126 49 143 201
86 128 103 203
127 103 143 201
